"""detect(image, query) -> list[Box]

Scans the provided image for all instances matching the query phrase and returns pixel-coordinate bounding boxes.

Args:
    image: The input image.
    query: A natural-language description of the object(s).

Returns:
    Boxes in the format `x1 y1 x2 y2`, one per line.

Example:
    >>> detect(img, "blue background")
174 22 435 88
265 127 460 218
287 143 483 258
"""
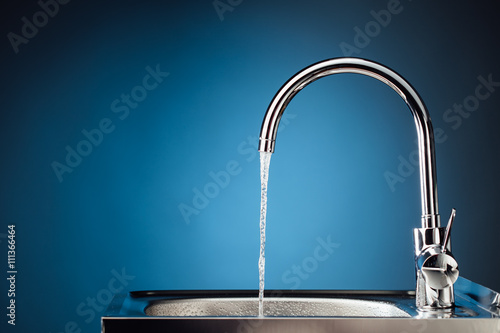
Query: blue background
1 0 499 331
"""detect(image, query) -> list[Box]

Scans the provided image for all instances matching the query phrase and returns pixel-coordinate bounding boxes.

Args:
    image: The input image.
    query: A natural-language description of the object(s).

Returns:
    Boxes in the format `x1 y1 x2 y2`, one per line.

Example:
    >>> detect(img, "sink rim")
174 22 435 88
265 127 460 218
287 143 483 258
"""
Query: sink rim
130 288 416 299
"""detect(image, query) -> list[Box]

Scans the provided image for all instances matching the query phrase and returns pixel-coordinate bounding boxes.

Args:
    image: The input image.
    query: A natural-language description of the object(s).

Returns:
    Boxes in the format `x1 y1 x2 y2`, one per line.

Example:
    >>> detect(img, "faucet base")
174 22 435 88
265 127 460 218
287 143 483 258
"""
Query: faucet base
416 270 455 309
414 227 458 310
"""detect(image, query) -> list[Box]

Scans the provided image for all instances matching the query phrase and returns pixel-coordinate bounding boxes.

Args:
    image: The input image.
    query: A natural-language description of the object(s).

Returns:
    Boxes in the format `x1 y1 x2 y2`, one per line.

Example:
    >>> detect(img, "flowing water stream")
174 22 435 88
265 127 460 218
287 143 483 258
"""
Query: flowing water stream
258 151 272 317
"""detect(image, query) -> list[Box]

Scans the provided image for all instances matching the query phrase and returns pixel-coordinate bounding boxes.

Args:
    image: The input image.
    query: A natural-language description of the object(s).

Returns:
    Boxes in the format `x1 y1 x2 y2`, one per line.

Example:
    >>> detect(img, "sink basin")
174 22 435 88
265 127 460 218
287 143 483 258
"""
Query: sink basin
145 296 411 317
102 277 500 333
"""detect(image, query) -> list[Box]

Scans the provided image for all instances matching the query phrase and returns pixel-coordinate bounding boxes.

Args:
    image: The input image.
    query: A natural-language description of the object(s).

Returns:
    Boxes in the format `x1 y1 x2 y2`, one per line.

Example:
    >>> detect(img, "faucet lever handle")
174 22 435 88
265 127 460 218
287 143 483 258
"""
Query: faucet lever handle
442 208 456 252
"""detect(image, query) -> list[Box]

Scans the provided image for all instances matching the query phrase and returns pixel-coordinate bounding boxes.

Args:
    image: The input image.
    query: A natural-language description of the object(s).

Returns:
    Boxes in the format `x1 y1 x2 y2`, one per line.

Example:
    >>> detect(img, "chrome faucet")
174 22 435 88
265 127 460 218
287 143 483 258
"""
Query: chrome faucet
258 57 459 311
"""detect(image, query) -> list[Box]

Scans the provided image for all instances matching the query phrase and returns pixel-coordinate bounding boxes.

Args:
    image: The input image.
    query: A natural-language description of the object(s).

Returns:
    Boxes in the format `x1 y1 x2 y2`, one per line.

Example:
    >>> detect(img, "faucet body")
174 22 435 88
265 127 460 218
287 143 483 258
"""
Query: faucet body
258 58 458 311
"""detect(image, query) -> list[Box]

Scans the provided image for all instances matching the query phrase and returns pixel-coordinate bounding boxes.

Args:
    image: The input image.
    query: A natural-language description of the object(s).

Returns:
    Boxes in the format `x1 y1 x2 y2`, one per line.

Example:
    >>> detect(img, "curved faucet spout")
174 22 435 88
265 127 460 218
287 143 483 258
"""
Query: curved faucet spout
258 58 440 229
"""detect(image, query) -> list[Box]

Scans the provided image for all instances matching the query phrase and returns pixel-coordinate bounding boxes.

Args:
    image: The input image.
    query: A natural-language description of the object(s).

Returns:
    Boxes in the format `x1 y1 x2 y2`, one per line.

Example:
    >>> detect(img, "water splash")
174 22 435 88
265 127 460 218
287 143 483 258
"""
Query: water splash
258 151 272 317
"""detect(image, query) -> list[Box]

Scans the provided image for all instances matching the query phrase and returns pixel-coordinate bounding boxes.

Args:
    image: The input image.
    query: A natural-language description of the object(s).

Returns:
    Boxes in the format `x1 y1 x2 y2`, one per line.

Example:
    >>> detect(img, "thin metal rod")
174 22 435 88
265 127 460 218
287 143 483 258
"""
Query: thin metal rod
442 208 456 251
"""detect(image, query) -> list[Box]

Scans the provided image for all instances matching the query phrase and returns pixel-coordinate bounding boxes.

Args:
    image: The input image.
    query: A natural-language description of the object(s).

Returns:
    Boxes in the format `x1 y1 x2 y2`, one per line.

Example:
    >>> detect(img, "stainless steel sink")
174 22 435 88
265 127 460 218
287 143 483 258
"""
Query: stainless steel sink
102 277 500 333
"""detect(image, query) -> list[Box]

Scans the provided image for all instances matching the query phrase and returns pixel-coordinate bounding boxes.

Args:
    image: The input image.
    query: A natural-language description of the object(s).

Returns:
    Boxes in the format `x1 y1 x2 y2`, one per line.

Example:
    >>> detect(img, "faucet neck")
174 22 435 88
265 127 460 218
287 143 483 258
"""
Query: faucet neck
258 58 440 228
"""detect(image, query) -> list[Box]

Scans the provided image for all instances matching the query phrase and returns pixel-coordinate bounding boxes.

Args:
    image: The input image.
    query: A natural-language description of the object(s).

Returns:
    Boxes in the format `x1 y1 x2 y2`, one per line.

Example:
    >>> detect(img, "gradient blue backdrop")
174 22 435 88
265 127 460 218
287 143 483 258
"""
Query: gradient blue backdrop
1 0 499 331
